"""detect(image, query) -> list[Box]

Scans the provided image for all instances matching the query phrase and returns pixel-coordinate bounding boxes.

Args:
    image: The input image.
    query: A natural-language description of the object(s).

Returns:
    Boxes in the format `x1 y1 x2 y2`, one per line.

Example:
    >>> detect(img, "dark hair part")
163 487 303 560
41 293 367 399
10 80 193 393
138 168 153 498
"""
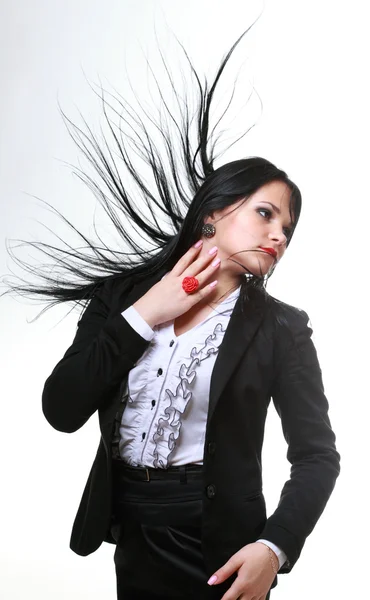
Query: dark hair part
2 25 302 316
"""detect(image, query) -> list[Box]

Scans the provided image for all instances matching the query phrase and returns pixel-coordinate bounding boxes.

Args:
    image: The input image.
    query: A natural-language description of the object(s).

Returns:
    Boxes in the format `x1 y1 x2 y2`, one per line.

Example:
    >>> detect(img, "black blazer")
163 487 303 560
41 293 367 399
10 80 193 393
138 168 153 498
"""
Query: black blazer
42 269 340 589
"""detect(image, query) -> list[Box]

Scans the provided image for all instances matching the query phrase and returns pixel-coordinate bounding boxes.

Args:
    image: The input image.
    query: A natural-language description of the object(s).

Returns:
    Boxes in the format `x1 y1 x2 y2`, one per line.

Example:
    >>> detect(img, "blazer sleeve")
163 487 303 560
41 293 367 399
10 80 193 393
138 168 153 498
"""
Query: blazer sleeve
259 308 341 573
42 279 151 433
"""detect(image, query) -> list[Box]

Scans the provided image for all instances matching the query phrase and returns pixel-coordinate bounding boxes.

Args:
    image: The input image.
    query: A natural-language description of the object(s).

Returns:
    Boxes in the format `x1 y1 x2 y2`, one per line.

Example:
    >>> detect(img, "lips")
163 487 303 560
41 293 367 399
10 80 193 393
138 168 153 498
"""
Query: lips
259 247 277 259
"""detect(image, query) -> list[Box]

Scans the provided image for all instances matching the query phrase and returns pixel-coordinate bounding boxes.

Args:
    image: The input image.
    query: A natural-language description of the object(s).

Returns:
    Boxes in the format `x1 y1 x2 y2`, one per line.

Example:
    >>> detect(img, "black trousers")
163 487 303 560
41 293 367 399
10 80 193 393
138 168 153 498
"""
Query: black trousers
111 459 271 600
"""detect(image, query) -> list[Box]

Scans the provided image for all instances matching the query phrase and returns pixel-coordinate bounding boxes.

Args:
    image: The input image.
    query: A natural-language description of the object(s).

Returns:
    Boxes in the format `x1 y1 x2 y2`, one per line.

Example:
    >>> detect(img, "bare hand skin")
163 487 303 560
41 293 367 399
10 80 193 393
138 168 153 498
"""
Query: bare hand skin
207 542 278 600
133 241 221 328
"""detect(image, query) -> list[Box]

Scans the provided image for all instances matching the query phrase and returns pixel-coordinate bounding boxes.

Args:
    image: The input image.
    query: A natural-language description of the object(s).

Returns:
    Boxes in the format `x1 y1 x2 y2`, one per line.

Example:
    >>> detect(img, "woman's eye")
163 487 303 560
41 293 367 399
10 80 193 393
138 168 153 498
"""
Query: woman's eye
258 208 292 238
258 208 271 219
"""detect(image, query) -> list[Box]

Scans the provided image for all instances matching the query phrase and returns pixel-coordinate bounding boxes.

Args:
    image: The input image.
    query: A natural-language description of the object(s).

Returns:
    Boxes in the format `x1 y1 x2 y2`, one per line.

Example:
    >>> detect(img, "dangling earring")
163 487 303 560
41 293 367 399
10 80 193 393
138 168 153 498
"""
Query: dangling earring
202 223 216 238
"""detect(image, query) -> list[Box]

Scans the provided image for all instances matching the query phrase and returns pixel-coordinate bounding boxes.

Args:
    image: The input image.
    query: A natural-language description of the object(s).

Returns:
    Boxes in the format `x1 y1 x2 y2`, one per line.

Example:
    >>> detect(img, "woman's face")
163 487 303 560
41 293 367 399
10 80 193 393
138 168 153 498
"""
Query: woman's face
204 180 294 278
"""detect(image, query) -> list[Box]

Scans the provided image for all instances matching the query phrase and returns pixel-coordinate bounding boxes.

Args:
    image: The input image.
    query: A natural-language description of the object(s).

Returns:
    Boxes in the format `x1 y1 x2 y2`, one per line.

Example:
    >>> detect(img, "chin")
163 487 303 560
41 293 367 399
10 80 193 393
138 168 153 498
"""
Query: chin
228 255 273 278
252 255 277 276
248 269 270 278
238 259 271 278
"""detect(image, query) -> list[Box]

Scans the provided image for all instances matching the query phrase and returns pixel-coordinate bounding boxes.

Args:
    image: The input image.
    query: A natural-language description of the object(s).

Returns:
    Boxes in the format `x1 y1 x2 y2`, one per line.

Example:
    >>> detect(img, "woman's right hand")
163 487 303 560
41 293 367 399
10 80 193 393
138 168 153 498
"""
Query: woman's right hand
133 241 220 328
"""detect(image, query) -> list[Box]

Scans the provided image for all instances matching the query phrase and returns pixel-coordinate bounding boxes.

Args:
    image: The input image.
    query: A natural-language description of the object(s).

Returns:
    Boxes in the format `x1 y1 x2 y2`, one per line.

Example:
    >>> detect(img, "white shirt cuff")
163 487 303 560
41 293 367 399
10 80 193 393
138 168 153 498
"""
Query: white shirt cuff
256 539 287 570
121 306 155 342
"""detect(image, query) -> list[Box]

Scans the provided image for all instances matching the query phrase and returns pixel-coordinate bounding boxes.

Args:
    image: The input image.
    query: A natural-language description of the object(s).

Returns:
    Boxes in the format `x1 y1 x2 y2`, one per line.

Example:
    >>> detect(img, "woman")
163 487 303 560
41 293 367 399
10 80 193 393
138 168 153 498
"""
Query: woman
7 30 340 600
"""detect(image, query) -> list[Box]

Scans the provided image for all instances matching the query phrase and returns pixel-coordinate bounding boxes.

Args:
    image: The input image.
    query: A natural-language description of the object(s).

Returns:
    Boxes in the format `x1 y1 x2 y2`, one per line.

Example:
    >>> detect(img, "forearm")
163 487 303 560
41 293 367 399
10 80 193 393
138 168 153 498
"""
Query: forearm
259 444 340 572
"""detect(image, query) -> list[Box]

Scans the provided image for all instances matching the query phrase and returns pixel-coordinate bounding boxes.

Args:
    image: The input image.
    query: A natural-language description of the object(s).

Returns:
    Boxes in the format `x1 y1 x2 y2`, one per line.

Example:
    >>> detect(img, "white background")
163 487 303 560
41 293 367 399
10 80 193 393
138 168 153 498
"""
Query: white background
0 0 368 598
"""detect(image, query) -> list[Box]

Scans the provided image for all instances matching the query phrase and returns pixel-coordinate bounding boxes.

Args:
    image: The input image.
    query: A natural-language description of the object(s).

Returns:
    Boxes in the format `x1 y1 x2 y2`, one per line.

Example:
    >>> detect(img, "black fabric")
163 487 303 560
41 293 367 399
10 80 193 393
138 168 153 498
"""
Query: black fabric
41 270 341 587
111 459 271 600
113 459 203 482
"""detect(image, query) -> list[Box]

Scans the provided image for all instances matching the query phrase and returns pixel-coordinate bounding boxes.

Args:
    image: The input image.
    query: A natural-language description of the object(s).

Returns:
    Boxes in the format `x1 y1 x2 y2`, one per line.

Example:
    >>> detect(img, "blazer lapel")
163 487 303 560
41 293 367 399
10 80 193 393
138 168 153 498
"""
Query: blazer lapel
118 270 268 424
207 292 268 423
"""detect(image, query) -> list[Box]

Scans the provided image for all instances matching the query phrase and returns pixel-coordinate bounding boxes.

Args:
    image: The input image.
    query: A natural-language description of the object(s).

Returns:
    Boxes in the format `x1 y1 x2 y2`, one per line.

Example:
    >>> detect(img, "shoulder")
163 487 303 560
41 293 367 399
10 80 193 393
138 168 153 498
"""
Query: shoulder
78 273 135 321
264 294 322 372
265 293 312 342
95 274 133 302
85 266 167 314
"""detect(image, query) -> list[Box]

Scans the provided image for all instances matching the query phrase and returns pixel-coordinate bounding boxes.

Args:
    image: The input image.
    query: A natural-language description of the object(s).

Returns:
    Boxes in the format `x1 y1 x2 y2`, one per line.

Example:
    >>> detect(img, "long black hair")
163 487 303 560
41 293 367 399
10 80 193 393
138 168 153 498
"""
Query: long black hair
2 25 302 315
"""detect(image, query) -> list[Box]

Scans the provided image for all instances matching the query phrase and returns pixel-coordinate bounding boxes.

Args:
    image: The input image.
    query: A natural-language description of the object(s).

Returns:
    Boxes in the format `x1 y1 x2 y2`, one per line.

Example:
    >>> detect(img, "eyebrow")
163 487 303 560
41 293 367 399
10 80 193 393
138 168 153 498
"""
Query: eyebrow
261 201 293 228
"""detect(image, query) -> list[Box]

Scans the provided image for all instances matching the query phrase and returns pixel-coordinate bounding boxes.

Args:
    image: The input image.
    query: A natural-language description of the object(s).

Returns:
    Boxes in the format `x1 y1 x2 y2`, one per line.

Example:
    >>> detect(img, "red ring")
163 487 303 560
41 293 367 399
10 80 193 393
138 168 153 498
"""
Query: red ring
182 276 199 294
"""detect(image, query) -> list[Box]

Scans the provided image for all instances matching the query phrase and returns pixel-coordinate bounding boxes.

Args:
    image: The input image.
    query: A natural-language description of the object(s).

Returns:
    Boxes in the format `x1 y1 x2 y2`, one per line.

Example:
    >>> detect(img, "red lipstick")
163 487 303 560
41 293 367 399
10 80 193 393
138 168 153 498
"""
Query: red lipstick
259 247 277 259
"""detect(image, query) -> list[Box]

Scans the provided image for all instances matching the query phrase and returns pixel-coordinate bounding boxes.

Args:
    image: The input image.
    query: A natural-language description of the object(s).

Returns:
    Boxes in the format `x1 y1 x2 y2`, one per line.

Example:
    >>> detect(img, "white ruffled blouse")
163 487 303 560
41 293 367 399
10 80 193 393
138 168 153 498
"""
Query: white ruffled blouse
114 286 240 469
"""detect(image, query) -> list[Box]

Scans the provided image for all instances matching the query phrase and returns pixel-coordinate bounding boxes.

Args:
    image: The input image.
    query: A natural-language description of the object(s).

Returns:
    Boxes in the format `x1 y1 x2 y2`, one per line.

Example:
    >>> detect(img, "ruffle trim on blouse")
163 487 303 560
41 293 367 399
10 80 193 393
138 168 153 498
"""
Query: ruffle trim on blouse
152 322 226 468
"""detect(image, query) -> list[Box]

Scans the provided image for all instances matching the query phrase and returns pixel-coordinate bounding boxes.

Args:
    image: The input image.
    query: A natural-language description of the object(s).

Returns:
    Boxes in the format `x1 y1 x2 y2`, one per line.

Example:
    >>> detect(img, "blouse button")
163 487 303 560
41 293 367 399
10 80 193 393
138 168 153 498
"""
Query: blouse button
169 340 174 347
157 368 163 376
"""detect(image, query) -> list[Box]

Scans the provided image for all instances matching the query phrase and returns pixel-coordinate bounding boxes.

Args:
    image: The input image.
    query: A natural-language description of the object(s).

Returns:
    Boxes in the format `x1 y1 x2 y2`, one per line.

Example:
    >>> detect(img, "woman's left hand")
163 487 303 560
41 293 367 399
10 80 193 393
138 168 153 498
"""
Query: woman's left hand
207 542 277 600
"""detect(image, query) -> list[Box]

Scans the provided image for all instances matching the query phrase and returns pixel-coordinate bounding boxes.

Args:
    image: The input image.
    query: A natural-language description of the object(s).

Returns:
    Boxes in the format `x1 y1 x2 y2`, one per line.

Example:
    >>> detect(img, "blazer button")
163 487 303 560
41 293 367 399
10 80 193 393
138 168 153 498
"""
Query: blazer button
206 484 216 499
208 442 216 455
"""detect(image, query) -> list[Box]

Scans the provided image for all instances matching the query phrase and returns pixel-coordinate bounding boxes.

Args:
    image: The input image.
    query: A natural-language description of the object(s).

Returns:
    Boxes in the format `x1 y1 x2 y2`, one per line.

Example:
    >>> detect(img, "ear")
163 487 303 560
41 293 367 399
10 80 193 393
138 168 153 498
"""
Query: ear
204 211 217 224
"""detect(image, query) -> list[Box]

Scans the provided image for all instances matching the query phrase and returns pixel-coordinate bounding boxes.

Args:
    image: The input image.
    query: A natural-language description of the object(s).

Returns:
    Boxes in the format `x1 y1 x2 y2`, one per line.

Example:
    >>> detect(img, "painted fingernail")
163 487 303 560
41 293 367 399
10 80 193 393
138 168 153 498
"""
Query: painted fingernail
208 246 218 255
193 240 203 248
209 280 218 288
207 575 218 585
211 257 221 267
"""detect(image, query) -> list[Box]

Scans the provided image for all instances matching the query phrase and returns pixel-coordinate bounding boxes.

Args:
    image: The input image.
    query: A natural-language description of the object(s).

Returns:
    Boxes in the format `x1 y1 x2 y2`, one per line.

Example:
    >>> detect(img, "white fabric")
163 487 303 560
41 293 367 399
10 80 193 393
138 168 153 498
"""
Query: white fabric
121 305 156 341
257 539 288 571
118 286 240 469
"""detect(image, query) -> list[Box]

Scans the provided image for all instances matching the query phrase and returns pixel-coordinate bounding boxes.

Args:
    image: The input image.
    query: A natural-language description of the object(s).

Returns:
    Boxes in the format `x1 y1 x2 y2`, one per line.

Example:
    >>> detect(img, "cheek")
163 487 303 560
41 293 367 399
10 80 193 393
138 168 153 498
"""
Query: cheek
222 214 263 251
234 216 262 242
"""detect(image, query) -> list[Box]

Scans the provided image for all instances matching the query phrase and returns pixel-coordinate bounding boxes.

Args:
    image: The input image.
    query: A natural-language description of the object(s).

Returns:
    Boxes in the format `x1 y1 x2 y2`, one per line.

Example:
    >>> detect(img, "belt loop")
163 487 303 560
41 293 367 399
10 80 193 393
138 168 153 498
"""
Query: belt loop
145 468 150 482
179 465 187 484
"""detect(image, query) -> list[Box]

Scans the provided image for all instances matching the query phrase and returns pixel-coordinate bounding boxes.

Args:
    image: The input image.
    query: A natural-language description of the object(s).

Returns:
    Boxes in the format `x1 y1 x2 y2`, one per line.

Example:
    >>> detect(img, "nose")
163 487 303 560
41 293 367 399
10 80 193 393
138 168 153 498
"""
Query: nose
268 228 287 247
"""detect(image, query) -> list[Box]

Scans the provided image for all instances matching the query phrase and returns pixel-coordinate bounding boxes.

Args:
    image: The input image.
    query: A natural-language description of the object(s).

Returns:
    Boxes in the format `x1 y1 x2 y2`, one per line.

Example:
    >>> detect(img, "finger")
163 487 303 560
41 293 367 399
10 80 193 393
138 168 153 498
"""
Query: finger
195 279 219 298
173 243 219 278
181 247 219 280
208 553 244 586
171 240 204 276
182 256 221 293
200 254 221 280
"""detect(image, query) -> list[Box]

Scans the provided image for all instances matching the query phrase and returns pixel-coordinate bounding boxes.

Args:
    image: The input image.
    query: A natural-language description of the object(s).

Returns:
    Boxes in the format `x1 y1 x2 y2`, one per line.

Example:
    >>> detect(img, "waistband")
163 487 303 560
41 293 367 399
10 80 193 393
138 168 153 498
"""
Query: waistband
112 457 203 483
